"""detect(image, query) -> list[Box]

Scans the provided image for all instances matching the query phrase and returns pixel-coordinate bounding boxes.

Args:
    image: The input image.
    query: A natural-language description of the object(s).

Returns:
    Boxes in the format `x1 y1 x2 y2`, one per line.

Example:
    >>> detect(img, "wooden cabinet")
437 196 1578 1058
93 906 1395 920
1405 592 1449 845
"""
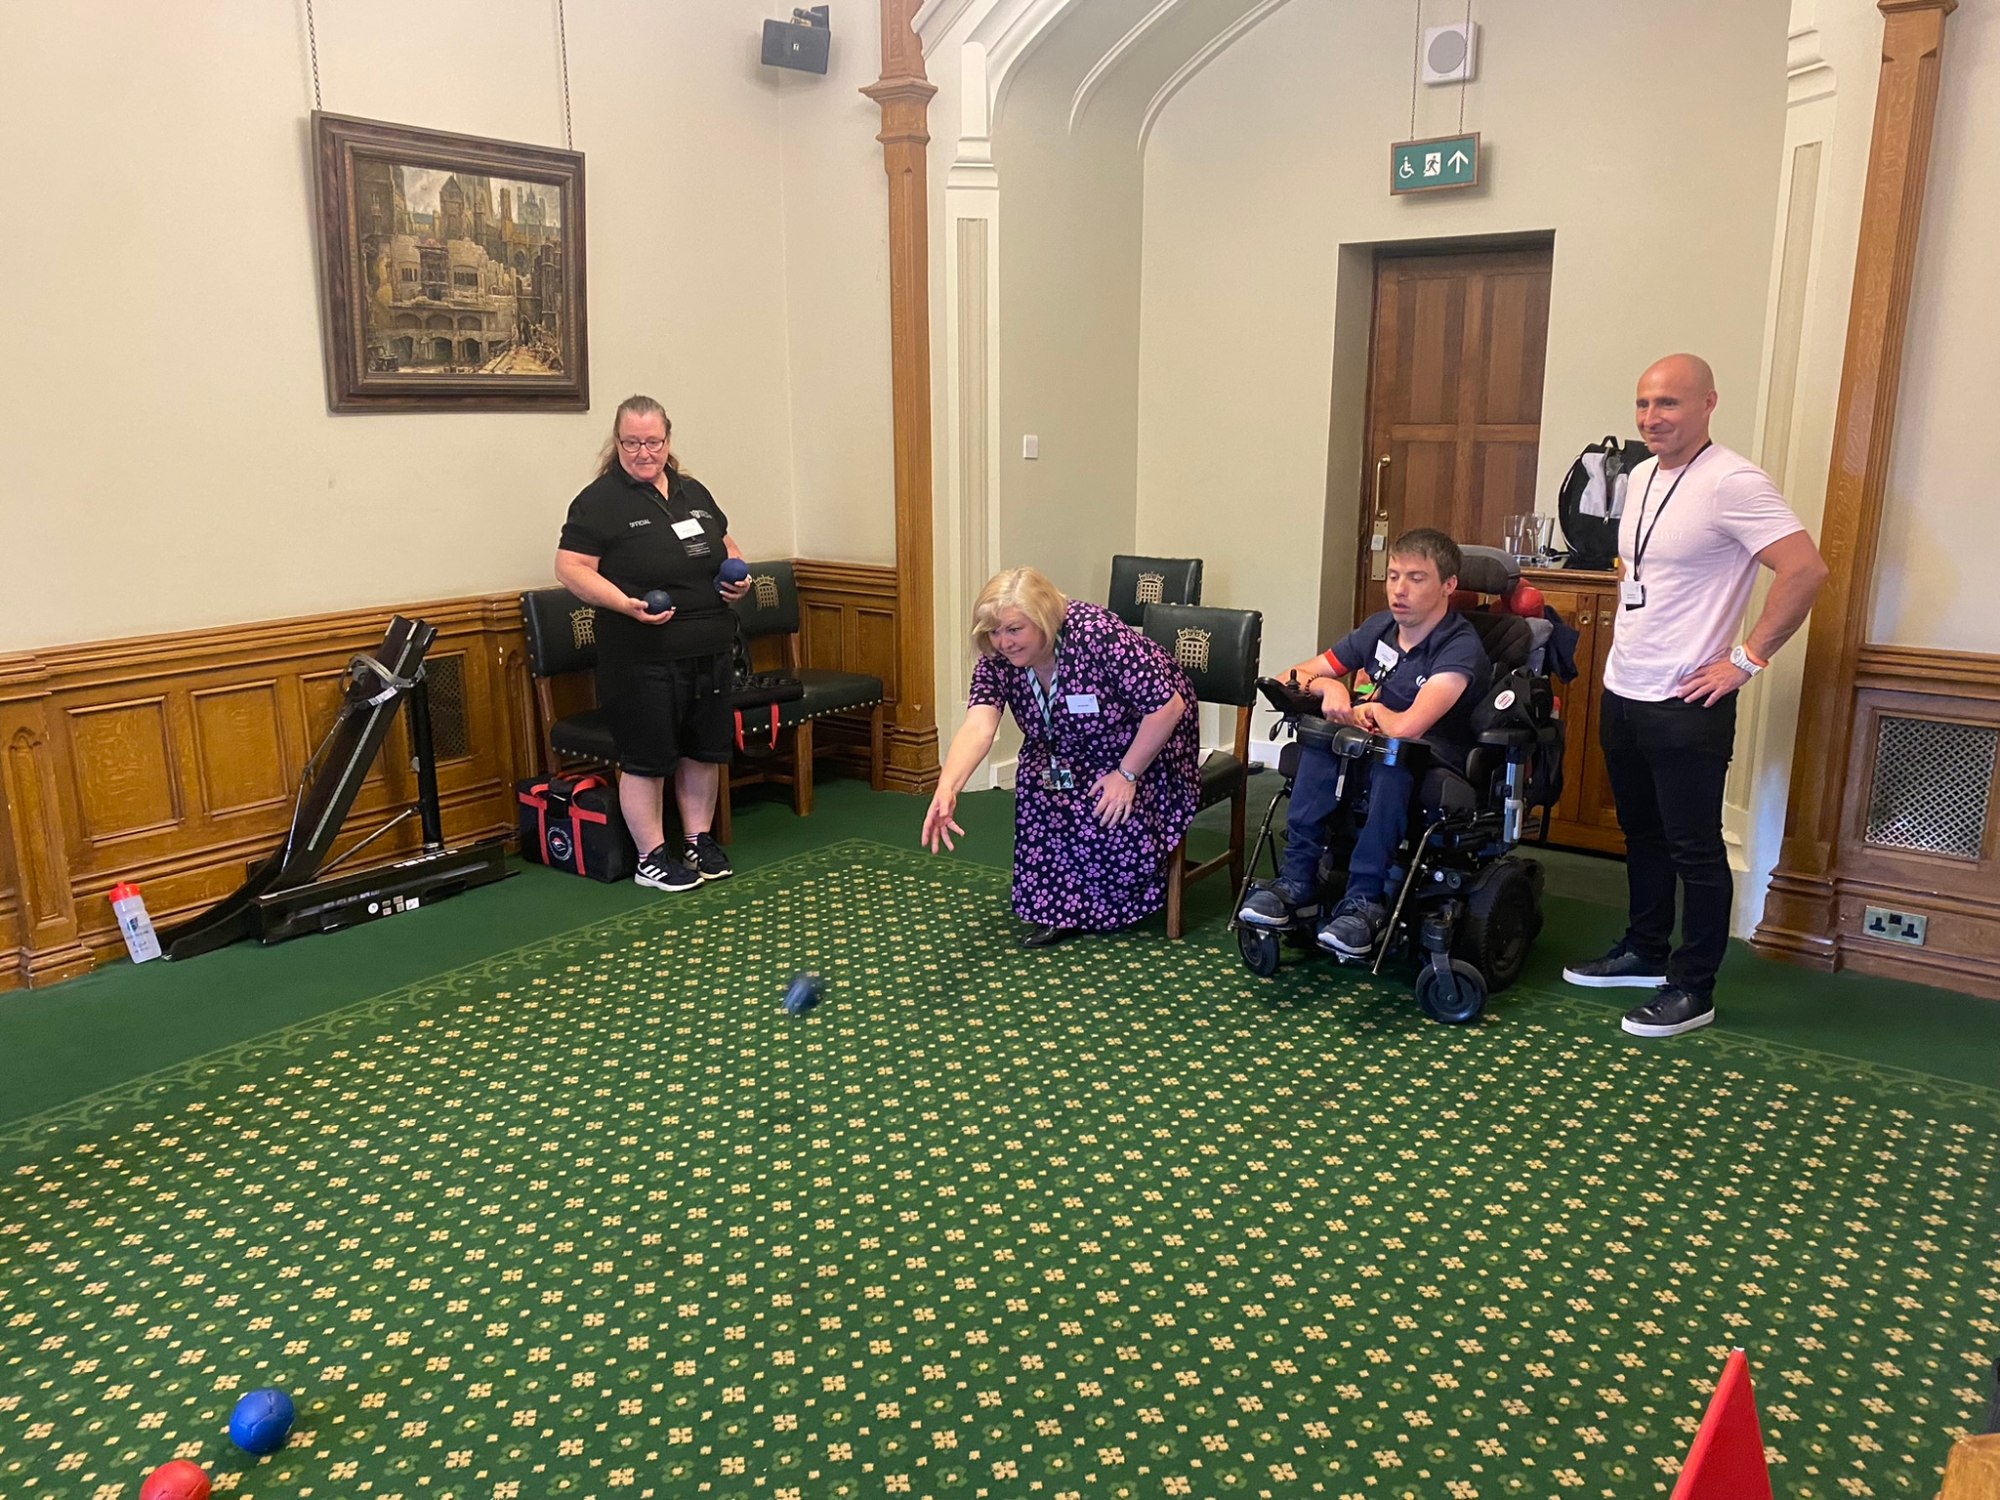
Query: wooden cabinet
1522 567 1626 855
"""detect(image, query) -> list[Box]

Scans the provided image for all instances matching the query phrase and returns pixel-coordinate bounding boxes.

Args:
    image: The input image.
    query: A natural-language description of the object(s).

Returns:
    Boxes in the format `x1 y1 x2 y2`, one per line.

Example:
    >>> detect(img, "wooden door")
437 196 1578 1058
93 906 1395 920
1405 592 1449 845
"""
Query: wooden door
1355 245 1553 616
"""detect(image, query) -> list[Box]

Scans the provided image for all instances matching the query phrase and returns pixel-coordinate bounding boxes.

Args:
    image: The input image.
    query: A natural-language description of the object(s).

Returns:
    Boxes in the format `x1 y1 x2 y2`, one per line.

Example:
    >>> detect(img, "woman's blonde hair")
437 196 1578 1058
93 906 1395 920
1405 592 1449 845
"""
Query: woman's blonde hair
595 394 689 479
970 567 1068 656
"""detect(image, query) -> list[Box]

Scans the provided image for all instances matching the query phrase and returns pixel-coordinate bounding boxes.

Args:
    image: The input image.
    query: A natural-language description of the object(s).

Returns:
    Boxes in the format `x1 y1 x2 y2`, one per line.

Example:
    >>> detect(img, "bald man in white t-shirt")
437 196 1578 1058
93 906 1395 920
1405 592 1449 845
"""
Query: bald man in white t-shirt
1561 354 1828 1039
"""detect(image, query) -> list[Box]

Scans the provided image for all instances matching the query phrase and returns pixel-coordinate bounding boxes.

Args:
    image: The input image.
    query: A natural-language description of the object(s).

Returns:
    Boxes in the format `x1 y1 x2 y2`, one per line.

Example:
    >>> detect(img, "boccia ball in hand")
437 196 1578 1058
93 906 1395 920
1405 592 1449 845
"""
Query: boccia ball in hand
228 1386 296 1456
717 557 750 588
139 1460 212 1500
782 972 822 1015
642 588 674 615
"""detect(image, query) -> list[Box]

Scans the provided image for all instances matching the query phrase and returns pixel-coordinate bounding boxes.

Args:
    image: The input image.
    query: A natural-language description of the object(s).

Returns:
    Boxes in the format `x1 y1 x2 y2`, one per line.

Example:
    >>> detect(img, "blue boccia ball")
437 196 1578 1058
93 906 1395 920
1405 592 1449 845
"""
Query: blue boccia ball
641 588 674 615
717 558 750 590
781 971 822 1015
228 1386 295 1456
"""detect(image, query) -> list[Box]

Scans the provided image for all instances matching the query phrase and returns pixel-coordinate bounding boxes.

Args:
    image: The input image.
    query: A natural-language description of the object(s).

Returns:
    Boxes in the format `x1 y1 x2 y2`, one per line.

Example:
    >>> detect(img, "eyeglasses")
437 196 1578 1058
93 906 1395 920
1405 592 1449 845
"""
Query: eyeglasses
618 437 667 453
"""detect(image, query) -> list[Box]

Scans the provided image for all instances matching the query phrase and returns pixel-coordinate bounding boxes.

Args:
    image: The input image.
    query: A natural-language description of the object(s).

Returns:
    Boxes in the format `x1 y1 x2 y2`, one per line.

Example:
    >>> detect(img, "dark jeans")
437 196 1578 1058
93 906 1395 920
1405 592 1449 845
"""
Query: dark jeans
1277 740 1416 904
1599 689 1738 995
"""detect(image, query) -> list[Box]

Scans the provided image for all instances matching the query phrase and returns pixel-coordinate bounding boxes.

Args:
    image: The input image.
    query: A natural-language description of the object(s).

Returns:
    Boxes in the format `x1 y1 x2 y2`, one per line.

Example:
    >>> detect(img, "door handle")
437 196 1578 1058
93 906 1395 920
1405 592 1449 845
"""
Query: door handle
1369 456 1391 580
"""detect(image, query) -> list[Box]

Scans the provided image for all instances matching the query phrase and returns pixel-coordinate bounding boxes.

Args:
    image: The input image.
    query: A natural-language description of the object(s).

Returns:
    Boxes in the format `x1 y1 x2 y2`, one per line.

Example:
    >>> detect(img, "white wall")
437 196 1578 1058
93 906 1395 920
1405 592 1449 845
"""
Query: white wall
1133 0 1791 674
0 0 893 651
1869 0 2000 654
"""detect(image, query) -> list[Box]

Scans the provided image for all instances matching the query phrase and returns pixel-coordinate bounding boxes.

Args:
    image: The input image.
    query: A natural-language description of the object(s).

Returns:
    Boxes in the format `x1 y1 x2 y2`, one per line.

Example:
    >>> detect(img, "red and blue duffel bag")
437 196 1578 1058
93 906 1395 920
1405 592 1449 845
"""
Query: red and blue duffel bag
516 774 636 882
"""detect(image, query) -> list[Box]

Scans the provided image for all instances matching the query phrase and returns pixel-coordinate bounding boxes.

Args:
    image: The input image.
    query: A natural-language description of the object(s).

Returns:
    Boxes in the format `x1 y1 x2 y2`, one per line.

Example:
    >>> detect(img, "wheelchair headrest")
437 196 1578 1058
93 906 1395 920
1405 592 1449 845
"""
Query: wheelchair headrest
1455 545 1519 597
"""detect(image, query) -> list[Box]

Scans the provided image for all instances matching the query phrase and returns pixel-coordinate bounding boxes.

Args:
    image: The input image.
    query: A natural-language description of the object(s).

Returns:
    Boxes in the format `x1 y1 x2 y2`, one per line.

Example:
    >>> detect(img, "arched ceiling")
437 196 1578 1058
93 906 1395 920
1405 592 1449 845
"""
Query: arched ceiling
915 0 1291 153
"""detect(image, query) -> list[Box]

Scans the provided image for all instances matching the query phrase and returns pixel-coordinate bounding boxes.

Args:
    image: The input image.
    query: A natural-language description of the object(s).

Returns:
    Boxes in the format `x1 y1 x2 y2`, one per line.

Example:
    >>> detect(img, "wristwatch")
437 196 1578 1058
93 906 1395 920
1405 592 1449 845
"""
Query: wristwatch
1729 644 1766 678
1115 767 1138 785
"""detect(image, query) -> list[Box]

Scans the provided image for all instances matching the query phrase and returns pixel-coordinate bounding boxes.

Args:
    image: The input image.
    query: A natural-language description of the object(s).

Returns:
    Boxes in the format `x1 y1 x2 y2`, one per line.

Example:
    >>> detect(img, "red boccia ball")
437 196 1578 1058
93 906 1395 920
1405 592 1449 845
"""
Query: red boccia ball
1508 583 1546 617
139 1459 212 1500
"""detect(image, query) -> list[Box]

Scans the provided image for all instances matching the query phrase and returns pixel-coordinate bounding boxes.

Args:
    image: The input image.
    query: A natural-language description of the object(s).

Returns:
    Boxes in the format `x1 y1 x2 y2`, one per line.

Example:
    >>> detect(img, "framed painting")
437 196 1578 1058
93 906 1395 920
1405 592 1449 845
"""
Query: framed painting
311 112 588 412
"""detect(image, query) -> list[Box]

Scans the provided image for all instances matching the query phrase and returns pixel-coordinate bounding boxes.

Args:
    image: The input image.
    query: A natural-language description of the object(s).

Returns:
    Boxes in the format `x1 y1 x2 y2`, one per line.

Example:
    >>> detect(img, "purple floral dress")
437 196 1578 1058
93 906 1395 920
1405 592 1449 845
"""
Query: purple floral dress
968 600 1201 930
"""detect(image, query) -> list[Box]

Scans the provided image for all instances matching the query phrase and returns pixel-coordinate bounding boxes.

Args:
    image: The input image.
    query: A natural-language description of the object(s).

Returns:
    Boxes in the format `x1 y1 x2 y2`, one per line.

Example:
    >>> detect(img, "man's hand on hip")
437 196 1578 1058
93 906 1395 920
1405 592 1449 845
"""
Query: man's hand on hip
1676 658 1752 706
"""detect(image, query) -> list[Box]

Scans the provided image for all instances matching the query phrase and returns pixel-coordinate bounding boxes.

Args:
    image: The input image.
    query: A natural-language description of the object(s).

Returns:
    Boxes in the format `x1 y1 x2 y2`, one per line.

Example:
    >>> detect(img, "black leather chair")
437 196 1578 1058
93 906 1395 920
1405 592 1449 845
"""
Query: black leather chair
1107 555 1203 628
1140 604 1262 939
520 586 619 769
732 561 886 814
519 586 738 842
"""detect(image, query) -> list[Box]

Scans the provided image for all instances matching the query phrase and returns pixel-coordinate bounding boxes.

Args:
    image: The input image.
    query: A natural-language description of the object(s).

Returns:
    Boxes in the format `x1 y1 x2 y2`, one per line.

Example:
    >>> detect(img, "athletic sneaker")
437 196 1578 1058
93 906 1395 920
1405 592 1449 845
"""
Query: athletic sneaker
684 832 733 882
635 844 700 893
1621 984 1715 1038
1318 894 1388 957
1561 941 1669 990
1238 879 1318 929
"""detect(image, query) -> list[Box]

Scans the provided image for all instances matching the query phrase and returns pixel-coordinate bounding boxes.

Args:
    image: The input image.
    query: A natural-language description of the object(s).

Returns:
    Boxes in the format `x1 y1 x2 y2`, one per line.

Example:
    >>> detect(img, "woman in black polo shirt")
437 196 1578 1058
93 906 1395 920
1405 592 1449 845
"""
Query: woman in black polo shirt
554 395 752 892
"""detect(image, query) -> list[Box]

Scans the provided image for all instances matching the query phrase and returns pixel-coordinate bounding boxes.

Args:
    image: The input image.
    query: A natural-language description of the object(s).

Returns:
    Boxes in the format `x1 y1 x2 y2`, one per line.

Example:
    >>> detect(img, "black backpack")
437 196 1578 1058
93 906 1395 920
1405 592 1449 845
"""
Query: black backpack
1556 435 1651 570
1471 668 1565 814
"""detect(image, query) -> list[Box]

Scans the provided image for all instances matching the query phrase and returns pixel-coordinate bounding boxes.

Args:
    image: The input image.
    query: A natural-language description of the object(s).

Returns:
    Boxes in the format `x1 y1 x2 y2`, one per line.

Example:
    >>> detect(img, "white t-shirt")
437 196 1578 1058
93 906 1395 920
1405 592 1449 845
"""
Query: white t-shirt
1603 443 1805 702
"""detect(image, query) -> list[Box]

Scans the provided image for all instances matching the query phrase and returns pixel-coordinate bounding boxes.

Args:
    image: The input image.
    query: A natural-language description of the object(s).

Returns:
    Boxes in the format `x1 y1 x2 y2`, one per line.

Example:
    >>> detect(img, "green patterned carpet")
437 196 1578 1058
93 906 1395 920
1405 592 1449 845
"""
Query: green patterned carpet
3 840 1997 1499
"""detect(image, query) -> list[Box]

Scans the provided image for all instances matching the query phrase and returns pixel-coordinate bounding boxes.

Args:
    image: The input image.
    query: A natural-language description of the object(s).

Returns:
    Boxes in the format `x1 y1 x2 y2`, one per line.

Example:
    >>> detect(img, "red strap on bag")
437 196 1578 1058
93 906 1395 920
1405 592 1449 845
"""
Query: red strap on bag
734 704 781 754
518 776 610 874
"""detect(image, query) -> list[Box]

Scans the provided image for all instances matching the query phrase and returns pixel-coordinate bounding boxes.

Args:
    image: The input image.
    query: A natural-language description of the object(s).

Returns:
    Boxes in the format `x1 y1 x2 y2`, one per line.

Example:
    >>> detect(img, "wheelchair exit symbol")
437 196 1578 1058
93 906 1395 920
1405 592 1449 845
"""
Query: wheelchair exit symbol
1390 133 1481 195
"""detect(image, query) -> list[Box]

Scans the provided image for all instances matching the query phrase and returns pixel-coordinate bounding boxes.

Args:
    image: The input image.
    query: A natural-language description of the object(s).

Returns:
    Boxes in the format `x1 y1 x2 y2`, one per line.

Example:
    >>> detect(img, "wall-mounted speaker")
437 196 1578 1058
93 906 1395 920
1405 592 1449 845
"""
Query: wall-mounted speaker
1421 22 1480 85
762 7 831 75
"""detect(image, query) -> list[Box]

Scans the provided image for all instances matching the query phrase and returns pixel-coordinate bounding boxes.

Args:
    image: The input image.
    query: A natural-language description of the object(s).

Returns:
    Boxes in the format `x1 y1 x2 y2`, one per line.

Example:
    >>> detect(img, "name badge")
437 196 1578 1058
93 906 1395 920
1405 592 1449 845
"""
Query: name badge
1620 579 1646 610
1373 639 1400 672
671 518 705 540
1065 693 1100 715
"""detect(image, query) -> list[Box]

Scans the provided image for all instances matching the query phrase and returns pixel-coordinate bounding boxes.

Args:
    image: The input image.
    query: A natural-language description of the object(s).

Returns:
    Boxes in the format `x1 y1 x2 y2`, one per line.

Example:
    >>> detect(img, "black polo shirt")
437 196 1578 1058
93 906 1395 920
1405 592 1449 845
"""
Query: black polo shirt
1327 609 1491 767
559 466 733 662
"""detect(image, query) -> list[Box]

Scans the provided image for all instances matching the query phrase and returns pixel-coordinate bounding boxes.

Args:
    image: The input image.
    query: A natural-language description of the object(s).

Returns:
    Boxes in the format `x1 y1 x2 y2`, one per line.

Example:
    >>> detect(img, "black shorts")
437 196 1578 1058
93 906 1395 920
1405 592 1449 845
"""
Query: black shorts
596 650 733 776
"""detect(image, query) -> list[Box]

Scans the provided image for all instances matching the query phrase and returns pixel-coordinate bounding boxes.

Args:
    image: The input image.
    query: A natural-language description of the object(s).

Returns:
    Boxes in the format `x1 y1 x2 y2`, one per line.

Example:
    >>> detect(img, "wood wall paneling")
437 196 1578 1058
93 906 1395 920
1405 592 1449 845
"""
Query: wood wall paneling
190 682 291 818
0 597 532 990
1757 0 1959 964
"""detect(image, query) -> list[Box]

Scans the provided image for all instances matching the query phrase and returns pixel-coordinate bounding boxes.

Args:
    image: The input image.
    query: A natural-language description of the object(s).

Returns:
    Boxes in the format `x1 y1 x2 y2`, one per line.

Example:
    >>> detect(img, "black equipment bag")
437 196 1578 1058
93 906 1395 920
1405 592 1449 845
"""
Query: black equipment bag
1556 435 1652 571
1472 668 1565 812
729 620 804 757
516 773 636 882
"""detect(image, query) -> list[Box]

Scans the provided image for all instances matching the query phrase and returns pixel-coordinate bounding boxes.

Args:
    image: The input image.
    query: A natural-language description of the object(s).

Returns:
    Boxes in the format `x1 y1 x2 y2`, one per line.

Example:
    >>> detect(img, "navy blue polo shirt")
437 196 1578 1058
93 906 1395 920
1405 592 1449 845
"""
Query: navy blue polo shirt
1327 610 1491 768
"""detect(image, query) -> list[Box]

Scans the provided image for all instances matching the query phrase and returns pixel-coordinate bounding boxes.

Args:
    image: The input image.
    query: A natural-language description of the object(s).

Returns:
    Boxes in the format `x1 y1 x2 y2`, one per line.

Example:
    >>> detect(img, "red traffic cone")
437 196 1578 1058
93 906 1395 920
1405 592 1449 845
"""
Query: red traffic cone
1671 1348 1774 1500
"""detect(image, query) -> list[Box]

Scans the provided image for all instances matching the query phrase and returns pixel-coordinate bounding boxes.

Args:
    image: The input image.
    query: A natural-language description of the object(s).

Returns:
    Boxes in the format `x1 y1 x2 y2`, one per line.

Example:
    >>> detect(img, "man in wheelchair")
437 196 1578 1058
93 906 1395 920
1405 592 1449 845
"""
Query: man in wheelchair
1237 528 1491 956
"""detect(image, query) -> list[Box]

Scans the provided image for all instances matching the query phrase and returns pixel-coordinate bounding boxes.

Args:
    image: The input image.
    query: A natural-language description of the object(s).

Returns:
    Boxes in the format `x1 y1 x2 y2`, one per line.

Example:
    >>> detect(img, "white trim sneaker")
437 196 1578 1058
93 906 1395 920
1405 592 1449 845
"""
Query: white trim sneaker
636 844 700 893
1562 942 1669 989
1621 985 1715 1038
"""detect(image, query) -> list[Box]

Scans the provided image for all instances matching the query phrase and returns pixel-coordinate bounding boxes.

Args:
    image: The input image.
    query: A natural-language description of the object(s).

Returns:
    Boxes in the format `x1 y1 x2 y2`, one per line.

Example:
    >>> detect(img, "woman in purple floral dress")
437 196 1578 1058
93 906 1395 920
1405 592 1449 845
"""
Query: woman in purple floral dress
922 567 1200 946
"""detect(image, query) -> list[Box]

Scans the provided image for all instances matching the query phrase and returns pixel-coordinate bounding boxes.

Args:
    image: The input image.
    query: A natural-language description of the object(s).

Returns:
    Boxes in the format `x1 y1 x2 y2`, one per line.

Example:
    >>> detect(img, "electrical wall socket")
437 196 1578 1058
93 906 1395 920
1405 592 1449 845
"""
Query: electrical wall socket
1862 906 1927 946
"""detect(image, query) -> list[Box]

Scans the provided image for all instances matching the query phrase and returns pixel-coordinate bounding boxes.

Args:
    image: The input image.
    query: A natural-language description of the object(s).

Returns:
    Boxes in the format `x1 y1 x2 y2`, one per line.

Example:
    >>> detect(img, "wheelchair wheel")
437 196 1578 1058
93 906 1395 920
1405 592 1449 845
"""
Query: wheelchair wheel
1415 959 1487 1024
1456 859 1539 993
1237 925 1282 978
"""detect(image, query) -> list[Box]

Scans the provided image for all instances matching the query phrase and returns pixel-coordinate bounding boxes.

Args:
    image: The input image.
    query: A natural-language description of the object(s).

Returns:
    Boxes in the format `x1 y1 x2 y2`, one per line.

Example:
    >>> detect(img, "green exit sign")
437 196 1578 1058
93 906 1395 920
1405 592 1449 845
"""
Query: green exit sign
1391 133 1481 195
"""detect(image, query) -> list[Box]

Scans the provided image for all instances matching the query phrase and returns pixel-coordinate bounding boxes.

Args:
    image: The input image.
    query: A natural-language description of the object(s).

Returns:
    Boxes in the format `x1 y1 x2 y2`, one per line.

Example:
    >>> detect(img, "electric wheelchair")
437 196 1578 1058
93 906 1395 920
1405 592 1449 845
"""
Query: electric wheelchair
1230 550 1567 1023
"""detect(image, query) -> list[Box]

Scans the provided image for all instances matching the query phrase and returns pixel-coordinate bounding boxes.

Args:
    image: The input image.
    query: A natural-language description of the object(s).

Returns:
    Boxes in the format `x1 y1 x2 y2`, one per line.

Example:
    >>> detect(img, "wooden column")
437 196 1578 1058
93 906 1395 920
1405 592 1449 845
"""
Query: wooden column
1755 0 1957 967
0 657 94 986
864 0 942 792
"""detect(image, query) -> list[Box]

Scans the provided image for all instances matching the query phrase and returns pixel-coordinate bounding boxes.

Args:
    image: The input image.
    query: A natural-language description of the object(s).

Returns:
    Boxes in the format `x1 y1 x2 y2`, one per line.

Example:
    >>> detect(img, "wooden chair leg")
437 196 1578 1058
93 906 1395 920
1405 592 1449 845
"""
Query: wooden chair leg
1229 785 1247 891
793 719 815 817
1165 842 1186 940
714 767 733 844
868 703 886 791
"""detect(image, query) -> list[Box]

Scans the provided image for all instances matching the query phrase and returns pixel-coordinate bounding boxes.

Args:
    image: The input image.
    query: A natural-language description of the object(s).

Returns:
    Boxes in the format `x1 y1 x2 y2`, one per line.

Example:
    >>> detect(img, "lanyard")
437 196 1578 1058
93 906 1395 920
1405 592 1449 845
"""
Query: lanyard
1025 641 1063 740
1629 440 1711 581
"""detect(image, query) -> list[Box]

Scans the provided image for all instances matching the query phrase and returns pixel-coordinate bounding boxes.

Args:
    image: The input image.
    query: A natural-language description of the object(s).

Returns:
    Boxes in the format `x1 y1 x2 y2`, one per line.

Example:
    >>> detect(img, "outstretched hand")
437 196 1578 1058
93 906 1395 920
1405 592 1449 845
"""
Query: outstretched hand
921 792 965 853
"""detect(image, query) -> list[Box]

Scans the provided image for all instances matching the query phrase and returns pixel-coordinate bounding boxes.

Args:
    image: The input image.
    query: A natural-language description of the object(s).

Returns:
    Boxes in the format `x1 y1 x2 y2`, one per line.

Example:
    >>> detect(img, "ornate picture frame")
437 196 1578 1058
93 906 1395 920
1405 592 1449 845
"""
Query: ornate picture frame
311 112 588 412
